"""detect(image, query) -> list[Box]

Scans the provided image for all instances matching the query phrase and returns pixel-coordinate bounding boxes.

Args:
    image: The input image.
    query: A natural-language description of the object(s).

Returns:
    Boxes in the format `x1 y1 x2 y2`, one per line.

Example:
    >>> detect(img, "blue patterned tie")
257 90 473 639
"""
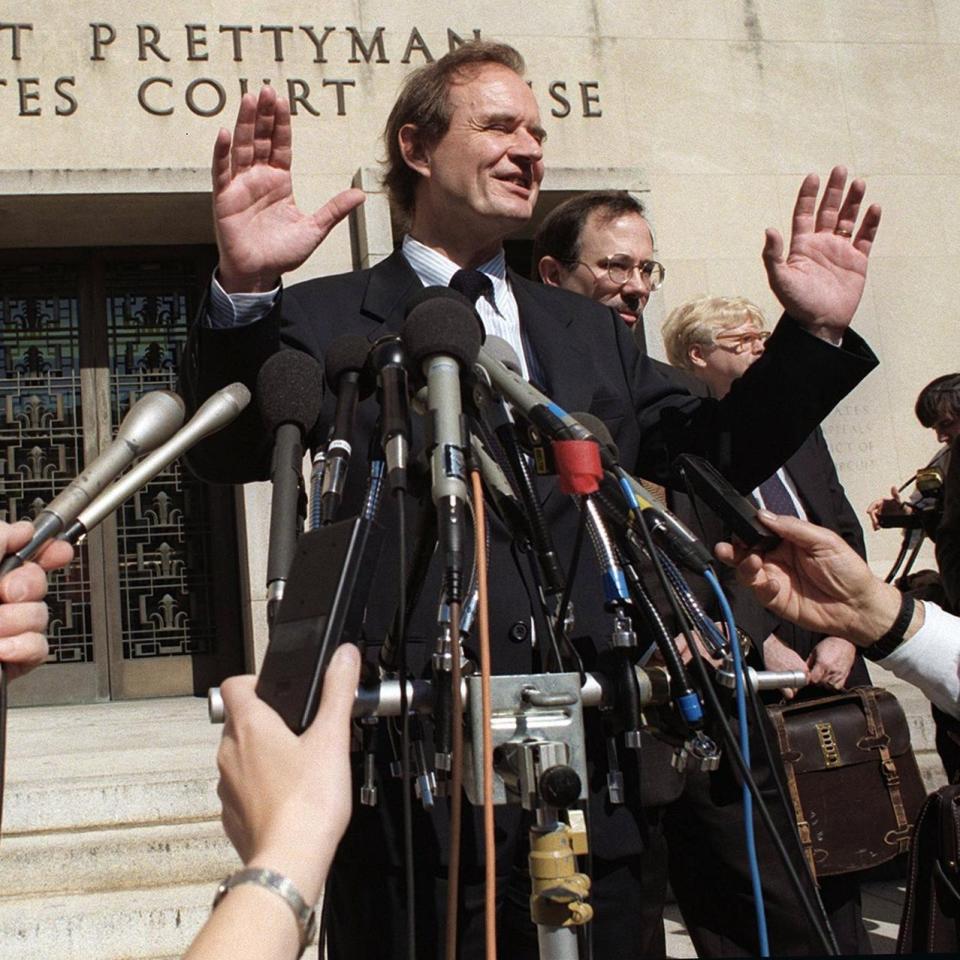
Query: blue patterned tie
758 471 799 517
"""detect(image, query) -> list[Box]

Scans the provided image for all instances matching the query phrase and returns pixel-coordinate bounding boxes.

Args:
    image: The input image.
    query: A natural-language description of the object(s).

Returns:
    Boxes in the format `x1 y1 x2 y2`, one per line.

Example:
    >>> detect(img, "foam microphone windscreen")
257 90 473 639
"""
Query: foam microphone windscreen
324 334 375 399
403 297 483 369
404 283 473 317
256 349 326 434
482 335 524 376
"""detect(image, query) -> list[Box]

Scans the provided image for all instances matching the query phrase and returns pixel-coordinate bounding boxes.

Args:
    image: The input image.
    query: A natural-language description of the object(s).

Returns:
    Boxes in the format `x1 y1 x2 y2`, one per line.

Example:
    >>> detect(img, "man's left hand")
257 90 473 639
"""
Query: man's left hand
806 635 857 690
763 166 881 342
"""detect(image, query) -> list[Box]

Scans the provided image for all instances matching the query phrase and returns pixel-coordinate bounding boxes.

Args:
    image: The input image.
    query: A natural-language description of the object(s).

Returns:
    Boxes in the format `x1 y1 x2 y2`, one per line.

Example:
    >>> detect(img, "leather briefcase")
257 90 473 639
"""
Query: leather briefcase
897 783 960 953
768 686 927 877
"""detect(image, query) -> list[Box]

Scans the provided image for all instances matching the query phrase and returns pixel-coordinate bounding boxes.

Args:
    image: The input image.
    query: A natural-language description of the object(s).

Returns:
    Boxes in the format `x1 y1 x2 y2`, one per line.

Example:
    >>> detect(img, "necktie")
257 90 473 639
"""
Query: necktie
448 268 493 305
758 471 799 517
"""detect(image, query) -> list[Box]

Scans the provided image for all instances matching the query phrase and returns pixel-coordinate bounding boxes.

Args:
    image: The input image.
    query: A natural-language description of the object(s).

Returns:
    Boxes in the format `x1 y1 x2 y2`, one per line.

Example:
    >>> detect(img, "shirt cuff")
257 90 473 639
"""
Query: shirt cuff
206 272 281 329
878 601 960 719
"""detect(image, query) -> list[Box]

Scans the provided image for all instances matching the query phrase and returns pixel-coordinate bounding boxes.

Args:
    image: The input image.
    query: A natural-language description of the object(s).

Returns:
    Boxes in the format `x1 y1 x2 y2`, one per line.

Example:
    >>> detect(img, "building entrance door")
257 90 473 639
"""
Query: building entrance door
1 247 245 705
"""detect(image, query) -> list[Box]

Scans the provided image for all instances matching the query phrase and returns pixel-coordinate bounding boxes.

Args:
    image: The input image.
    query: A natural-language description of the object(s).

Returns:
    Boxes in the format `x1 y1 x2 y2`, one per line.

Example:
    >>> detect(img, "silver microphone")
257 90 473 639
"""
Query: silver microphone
62 383 251 544
0 390 186 575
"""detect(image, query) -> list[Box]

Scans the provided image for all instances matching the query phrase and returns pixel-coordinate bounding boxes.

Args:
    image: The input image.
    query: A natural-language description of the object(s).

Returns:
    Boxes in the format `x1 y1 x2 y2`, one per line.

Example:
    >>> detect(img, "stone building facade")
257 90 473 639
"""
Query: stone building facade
2 1 957 699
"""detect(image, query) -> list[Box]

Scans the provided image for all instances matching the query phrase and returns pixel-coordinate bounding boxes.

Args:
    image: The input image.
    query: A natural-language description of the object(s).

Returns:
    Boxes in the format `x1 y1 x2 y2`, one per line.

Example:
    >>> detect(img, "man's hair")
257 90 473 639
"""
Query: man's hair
531 190 647 278
382 41 526 219
661 296 767 371
915 373 960 427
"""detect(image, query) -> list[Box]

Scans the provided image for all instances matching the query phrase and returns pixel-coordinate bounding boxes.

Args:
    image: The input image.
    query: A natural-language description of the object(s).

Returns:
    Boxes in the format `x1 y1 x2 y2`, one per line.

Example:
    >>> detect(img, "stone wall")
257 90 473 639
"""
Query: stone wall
3 2 957 653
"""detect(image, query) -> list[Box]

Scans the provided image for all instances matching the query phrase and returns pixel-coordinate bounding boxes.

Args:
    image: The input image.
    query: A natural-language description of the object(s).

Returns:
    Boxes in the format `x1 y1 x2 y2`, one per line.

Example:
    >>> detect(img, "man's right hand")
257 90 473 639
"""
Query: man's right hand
212 85 366 293
715 511 912 648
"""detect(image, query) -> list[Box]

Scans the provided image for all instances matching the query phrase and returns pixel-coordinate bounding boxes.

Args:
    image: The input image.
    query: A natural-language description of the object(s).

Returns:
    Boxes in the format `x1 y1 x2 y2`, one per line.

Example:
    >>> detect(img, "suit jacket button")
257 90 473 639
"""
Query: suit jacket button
509 621 528 643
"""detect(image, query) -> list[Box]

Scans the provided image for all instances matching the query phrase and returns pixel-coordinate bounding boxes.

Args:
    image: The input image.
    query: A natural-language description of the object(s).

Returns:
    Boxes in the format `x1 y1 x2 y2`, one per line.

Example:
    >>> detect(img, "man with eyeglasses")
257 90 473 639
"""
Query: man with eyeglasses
535 197 873 953
534 190 663 335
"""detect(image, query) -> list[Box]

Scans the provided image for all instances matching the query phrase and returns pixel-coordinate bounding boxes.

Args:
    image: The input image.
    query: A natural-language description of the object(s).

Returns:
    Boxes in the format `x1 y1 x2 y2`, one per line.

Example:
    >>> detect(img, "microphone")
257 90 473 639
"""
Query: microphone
472 337 567 597
368 336 410 493
572 413 713 575
320 335 375 525
403 294 482 604
61 384 252 544
1 390 186 575
476 341 590 444
257 351 326 620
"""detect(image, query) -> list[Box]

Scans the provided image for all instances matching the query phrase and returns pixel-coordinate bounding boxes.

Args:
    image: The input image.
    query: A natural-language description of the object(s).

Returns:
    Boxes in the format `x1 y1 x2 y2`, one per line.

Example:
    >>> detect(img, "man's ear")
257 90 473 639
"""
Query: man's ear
688 343 708 370
538 256 565 287
398 124 430 177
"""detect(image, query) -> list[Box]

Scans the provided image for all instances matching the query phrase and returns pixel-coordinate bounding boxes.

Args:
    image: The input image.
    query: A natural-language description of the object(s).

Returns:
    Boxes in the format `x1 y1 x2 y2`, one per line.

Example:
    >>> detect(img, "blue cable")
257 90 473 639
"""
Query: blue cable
704 567 770 957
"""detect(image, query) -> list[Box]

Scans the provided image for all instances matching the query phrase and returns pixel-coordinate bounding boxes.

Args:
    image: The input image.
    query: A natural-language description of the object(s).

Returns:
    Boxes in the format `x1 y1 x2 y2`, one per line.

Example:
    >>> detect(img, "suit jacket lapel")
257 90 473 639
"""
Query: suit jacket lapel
359 249 424 336
510 272 595 418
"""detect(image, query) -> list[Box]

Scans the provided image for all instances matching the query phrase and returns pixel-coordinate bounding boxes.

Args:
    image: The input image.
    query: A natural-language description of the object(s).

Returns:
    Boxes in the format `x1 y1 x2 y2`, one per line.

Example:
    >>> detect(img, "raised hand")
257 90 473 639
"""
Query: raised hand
212 85 365 293
762 166 881 341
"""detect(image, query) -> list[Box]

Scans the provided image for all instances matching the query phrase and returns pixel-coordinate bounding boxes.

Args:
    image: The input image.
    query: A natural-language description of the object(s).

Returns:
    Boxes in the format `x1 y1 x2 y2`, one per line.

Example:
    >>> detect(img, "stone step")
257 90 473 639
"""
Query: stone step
0 878 325 960
0 821 238 899
0 881 214 960
4 696 223 834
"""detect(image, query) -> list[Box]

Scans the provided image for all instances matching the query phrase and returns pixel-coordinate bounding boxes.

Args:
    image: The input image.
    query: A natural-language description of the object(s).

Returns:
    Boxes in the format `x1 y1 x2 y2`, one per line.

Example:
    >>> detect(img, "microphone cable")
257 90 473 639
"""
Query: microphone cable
394 485 416 960
705 568 770 956
467 416 568 674
609 492 837 954
469 467 497 960
444 593 464 960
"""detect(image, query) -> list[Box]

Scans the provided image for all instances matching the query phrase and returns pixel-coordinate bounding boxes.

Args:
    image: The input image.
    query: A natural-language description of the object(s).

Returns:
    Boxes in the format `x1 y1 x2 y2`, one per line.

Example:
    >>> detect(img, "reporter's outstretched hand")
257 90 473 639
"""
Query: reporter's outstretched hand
763 166 881 342
215 642 361 907
0 520 73 680
715 511 896 647
212 85 365 293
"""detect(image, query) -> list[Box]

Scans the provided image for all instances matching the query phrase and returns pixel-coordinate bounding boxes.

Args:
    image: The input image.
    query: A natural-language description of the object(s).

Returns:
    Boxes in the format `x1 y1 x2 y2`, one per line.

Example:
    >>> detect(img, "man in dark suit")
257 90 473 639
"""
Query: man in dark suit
534 196 872 954
183 40 882 960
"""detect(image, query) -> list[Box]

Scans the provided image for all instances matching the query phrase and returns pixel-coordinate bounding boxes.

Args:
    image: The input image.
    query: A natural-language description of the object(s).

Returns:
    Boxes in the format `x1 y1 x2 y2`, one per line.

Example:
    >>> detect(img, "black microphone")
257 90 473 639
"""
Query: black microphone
403 293 482 604
320 335 375 525
368 336 411 493
257 350 326 621
572 412 714 575
477 337 567 596
0 390 186 576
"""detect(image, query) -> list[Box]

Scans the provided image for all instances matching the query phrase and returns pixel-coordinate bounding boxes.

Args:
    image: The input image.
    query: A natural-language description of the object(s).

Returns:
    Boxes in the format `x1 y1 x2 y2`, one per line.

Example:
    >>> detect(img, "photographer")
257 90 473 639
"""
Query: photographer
868 373 960 782
936 432 960 614
867 373 960 542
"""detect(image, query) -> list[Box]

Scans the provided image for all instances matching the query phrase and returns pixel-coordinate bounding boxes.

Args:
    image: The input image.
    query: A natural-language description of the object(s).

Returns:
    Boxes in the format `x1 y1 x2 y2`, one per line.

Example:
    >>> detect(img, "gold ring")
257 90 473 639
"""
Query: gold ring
834 227 853 238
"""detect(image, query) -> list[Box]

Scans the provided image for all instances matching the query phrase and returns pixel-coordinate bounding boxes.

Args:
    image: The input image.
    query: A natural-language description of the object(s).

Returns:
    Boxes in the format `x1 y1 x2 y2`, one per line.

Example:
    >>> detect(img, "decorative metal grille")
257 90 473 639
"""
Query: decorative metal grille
0 264 93 664
105 260 218 660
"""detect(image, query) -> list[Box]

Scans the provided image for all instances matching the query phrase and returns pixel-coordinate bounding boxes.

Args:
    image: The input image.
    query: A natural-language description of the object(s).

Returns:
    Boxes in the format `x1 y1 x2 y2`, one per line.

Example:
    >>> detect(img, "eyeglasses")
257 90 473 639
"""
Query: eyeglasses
568 257 666 290
712 330 771 354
